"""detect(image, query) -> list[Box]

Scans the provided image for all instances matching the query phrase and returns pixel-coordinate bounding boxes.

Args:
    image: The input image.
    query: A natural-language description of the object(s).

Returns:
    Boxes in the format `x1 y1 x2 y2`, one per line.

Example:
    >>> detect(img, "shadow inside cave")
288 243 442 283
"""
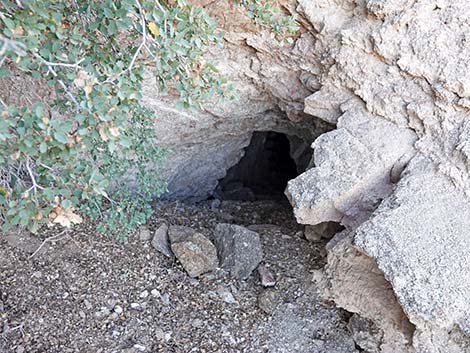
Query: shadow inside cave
214 131 309 201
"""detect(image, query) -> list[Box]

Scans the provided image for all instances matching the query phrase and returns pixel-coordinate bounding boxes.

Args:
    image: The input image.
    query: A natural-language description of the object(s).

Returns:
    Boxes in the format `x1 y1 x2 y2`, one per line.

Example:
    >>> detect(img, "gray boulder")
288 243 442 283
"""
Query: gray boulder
214 223 263 279
168 226 218 278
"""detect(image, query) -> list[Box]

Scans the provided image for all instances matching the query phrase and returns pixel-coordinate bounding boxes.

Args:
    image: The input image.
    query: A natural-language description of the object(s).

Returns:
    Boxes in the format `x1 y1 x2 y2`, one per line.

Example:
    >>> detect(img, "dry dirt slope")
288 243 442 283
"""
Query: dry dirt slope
0 200 356 353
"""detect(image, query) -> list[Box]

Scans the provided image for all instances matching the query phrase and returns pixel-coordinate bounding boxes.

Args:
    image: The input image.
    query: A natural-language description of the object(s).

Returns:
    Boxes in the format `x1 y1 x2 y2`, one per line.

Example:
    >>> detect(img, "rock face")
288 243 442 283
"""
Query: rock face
284 0 470 352
142 1 333 201
214 224 263 279
168 226 218 277
141 0 470 351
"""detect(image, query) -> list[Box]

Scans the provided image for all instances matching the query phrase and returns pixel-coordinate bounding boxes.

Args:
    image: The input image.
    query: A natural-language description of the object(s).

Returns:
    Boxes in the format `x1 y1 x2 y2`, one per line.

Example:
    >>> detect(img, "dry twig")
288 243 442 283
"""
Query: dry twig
29 230 69 258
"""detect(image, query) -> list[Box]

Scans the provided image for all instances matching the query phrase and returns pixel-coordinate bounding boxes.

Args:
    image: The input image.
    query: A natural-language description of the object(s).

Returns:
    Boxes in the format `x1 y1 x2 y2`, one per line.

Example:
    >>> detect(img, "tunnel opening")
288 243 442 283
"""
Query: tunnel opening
214 131 308 201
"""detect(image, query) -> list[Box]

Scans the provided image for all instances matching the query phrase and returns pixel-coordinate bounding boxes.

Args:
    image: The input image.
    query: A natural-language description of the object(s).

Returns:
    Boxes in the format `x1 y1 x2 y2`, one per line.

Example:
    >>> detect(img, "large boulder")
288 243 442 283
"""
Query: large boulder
354 157 470 352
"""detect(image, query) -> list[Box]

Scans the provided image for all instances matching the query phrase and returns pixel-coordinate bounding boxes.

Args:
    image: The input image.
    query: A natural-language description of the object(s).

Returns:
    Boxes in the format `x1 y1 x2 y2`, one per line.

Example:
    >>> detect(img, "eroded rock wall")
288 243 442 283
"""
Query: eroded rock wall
144 0 470 351
285 0 470 352
142 1 332 201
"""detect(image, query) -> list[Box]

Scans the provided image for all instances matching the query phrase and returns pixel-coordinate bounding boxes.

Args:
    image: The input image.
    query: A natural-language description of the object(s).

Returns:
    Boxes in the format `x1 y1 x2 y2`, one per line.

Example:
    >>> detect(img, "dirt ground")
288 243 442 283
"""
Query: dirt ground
0 200 357 353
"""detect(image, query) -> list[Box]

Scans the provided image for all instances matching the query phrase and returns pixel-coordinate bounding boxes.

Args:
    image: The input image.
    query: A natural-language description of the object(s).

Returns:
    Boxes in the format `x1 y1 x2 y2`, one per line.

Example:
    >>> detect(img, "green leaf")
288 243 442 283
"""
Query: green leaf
2 18 15 30
39 142 48 153
53 131 69 144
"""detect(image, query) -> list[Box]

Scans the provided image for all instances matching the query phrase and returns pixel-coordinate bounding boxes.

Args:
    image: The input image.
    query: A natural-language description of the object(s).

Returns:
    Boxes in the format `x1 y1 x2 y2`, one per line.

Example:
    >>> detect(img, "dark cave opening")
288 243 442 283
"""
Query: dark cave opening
215 131 307 201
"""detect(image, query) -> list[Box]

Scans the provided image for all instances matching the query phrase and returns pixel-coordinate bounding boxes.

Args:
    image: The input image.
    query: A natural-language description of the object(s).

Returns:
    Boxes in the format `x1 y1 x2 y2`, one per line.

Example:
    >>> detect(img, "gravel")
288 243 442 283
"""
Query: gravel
0 199 356 353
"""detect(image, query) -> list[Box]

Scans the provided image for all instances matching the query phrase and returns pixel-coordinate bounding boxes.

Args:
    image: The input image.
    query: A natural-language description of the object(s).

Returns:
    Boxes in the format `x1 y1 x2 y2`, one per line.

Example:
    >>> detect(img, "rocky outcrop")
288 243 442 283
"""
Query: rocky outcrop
141 0 470 351
142 1 332 201
284 0 470 352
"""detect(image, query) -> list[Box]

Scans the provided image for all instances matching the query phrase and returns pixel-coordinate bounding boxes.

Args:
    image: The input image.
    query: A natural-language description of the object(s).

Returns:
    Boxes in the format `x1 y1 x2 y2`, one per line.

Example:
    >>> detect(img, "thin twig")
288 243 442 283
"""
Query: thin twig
0 35 26 57
29 230 69 258
129 0 147 72
25 158 44 194
32 53 83 112
40 58 84 68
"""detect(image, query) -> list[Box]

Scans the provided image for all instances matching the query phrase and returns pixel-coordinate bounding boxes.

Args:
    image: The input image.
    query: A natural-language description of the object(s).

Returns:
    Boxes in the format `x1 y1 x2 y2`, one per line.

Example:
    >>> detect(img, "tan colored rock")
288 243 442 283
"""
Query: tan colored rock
169 226 218 277
315 231 415 353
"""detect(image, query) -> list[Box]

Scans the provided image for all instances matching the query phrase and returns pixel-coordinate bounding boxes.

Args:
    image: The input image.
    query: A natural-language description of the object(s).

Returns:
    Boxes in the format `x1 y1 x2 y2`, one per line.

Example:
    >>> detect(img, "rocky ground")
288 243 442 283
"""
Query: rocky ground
0 200 356 353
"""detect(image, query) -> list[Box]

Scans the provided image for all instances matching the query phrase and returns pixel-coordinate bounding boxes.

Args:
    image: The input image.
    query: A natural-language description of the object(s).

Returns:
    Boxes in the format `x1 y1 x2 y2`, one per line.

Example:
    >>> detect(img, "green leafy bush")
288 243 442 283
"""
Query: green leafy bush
0 0 297 239
236 0 299 41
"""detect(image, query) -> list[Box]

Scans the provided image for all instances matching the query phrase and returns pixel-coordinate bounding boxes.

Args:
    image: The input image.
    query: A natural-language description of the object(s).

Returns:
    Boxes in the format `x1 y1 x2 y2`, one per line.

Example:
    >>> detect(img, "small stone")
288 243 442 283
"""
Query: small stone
214 224 263 279
161 292 170 306
107 298 118 309
192 319 204 328
140 290 149 299
211 199 221 210
84 299 92 310
32 271 42 279
258 290 280 315
217 285 237 304
151 289 160 297
130 303 141 310
169 226 218 278
154 328 165 341
151 223 173 258
258 264 276 287
139 226 152 241
16 346 25 353
219 212 235 222
95 307 111 319
114 305 123 315
188 278 199 286
79 310 86 319
133 344 146 352
303 222 343 242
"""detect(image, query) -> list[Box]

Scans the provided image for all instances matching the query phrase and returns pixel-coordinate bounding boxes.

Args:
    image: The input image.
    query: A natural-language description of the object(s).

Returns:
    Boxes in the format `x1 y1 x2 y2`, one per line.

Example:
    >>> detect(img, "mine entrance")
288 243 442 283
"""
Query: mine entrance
215 131 304 201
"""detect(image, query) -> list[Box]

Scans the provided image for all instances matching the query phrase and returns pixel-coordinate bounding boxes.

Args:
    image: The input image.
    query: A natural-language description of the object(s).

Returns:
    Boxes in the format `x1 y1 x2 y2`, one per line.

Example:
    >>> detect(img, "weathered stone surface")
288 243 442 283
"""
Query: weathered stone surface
313 231 415 353
286 116 417 227
169 226 218 277
347 314 383 353
278 0 470 350
214 223 262 279
151 223 173 258
139 226 152 242
354 157 470 351
257 264 276 287
141 0 332 201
